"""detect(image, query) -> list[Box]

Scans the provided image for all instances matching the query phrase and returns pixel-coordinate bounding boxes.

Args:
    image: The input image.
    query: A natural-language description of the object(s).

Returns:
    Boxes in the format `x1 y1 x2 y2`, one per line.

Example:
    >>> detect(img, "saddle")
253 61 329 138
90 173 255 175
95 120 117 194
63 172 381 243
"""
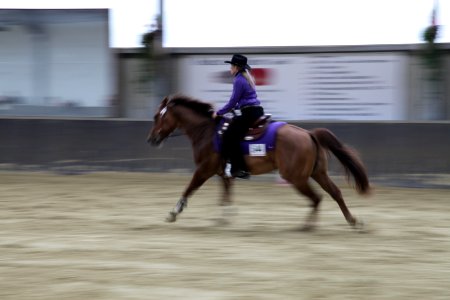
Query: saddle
218 114 272 141
214 117 287 156
244 114 272 141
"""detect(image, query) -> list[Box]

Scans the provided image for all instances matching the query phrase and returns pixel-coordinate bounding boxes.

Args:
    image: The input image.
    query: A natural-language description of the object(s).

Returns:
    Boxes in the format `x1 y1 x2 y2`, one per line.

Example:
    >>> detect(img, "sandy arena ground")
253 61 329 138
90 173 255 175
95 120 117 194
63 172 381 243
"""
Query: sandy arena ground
1 171 449 300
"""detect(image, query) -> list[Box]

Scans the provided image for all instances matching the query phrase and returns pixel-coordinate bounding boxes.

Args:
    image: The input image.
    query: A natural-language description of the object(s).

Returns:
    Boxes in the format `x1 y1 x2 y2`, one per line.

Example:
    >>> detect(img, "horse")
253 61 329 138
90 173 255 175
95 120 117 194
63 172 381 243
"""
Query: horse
147 94 370 230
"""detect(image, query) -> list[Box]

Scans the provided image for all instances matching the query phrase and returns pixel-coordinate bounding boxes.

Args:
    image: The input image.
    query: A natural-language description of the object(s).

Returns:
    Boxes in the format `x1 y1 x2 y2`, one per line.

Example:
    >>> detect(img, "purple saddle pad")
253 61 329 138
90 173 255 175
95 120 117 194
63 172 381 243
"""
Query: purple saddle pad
213 121 287 155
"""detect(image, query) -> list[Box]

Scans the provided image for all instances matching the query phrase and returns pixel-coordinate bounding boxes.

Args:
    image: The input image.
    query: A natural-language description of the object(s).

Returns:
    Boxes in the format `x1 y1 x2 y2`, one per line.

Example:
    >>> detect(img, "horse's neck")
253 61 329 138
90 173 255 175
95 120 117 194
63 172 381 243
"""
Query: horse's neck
178 113 214 144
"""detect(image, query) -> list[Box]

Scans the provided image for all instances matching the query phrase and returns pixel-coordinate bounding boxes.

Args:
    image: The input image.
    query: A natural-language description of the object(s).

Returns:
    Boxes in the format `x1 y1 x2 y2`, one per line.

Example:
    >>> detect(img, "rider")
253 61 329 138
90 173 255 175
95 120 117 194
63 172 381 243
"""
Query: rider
213 54 265 179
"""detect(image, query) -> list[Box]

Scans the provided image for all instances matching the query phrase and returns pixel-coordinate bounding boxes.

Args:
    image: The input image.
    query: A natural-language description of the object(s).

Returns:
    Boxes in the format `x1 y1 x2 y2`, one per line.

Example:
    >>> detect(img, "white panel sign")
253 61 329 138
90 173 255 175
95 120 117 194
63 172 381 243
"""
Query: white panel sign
176 53 407 120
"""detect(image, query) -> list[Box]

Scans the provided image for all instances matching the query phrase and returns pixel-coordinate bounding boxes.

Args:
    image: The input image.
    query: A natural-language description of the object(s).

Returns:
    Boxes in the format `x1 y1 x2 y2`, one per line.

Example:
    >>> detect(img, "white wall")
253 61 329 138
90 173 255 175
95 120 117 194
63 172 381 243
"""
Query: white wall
48 21 112 107
0 25 34 103
0 10 112 114
163 0 450 47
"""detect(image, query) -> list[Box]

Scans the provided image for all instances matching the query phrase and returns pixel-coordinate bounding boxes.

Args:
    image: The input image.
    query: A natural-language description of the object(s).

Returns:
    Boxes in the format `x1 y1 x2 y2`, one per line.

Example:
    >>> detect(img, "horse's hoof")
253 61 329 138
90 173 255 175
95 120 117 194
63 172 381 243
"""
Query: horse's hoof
299 224 315 232
165 212 177 223
352 219 365 232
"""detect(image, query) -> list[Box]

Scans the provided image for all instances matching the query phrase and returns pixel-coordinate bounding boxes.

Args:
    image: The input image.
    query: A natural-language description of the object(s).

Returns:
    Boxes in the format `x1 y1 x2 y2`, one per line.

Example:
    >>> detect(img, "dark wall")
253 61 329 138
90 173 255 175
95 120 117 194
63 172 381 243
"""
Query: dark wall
1 119 449 176
300 122 450 175
0 119 193 173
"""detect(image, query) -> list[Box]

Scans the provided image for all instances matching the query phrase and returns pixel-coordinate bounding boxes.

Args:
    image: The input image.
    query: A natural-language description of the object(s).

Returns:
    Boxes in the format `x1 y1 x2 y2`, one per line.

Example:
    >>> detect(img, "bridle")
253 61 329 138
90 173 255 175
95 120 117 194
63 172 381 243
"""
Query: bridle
157 105 184 139
167 131 184 138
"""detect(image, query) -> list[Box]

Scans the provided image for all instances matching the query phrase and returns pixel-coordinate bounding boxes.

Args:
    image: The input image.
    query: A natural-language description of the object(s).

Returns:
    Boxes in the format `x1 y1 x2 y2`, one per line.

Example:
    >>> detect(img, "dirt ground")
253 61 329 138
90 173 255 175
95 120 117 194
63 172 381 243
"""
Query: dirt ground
1 171 449 300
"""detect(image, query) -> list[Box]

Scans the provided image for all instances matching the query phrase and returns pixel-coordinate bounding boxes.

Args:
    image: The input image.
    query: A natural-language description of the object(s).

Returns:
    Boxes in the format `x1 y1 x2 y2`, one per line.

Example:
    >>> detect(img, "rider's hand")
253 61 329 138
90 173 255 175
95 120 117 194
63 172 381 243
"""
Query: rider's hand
212 112 217 119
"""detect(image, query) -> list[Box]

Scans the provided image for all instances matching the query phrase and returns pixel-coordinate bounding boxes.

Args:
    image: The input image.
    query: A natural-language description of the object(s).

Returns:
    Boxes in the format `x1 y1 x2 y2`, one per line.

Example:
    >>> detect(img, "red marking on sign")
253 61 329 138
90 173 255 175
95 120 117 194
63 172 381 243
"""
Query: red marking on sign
251 68 273 86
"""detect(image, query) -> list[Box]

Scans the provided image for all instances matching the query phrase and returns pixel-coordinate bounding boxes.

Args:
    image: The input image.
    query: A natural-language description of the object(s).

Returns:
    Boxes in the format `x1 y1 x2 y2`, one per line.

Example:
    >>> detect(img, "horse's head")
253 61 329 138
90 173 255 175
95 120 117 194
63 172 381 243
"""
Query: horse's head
147 96 178 146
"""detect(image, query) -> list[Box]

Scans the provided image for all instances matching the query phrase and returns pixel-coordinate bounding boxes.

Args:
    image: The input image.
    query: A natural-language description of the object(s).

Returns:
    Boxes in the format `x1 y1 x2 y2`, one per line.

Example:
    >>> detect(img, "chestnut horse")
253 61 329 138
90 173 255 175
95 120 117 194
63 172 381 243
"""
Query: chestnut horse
147 95 370 230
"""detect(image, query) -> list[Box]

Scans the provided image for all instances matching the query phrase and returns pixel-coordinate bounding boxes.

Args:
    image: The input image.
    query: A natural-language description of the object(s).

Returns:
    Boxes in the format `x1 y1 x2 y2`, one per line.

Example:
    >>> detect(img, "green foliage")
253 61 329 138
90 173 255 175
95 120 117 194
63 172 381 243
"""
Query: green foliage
142 16 162 57
421 24 442 79
137 16 162 85
422 25 438 43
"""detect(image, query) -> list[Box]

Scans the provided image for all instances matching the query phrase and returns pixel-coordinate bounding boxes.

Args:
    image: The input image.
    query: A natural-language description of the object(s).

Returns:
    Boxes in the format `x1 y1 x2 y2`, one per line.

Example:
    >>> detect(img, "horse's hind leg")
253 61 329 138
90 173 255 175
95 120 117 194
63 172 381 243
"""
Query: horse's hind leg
312 171 362 229
291 181 322 231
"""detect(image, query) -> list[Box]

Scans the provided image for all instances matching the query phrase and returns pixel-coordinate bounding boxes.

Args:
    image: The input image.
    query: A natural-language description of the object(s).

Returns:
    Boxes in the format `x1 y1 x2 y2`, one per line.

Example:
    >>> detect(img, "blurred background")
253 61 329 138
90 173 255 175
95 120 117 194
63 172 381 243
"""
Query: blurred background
0 0 449 181
2 3 449 299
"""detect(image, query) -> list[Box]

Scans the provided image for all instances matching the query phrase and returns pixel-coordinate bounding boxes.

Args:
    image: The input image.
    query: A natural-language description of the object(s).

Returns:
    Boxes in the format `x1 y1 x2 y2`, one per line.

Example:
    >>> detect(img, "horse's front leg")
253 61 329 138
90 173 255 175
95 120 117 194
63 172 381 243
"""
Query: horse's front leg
166 168 213 222
217 176 237 225
220 176 233 206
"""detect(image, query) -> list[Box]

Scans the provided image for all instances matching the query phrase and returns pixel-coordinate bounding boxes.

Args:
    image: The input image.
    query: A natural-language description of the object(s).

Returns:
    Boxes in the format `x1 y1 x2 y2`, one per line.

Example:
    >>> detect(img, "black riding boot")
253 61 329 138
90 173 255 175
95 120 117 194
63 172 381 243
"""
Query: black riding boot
230 154 250 179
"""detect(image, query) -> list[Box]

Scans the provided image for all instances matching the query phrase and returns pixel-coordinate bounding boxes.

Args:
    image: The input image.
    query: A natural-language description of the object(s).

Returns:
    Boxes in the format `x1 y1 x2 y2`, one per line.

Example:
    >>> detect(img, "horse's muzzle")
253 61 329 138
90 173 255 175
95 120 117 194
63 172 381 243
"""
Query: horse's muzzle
148 135 163 147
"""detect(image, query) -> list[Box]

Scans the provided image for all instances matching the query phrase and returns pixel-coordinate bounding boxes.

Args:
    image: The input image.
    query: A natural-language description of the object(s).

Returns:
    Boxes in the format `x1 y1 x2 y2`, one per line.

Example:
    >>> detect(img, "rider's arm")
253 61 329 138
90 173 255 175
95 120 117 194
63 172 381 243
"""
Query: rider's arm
216 77 245 115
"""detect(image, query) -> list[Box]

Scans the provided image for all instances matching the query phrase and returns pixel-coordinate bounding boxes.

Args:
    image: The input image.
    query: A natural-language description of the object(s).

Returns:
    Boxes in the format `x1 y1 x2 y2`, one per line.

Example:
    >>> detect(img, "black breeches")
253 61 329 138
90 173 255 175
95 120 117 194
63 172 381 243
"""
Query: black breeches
221 106 264 167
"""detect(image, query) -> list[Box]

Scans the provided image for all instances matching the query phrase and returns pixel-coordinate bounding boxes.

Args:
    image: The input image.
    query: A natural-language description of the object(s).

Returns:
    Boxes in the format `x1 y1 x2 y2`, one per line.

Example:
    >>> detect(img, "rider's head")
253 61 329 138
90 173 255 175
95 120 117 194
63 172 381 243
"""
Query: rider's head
225 54 251 75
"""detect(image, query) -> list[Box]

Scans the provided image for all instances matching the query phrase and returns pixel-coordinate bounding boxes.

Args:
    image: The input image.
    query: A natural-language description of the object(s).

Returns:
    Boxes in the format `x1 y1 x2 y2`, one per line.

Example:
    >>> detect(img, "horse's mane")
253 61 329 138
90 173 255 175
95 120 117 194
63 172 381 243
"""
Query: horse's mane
169 94 214 118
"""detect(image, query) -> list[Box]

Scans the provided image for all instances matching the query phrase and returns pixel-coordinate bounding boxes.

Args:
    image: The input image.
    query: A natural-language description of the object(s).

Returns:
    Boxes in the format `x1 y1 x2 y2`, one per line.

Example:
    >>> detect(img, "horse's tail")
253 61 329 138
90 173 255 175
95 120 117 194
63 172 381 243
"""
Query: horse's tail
311 128 370 195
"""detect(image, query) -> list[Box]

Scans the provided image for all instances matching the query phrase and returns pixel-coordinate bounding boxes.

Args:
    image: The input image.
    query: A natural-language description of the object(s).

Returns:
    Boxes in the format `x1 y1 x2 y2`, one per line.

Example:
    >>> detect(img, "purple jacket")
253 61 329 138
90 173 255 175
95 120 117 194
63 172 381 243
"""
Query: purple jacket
216 72 260 115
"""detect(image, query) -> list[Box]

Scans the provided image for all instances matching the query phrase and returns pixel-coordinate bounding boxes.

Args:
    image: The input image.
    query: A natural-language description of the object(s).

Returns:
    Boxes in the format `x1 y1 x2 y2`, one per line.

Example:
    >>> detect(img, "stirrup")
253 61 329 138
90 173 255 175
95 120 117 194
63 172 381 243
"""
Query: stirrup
224 162 232 178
